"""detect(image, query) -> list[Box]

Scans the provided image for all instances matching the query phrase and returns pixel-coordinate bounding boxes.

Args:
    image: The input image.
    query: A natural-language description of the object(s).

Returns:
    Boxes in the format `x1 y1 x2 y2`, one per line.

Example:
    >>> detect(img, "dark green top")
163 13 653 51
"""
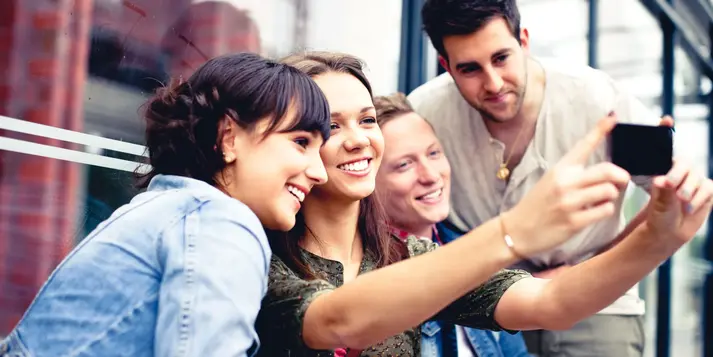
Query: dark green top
255 235 530 356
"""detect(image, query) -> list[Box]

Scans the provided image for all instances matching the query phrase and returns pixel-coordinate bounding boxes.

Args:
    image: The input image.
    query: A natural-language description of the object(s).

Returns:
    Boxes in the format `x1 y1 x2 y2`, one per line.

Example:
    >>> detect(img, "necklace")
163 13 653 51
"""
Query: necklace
495 121 529 181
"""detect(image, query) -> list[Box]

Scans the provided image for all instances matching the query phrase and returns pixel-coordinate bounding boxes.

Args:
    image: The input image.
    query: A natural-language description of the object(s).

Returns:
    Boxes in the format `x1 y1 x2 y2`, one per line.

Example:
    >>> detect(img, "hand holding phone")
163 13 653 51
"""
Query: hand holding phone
608 123 673 176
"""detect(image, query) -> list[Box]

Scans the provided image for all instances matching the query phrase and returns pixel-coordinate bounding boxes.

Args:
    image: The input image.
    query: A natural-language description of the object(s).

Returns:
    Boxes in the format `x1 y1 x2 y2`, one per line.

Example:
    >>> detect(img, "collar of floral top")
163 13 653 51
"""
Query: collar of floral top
387 224 443 245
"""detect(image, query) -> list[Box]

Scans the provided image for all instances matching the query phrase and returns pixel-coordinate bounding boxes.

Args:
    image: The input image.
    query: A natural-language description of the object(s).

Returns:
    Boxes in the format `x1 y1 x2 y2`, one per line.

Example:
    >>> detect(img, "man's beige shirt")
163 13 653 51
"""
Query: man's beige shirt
408 58 660 315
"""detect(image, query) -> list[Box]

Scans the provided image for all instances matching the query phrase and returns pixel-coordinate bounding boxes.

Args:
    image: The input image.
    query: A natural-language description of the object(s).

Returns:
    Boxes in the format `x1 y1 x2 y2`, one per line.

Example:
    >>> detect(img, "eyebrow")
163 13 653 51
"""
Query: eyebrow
391 140 441 162
331 106 375 118
454 48 511 71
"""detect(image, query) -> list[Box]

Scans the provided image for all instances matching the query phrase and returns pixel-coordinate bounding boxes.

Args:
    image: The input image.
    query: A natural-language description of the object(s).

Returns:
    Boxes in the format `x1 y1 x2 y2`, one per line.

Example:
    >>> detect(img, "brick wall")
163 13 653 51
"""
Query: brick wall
161 1 261 80
0 0 261 336
0 0 93 334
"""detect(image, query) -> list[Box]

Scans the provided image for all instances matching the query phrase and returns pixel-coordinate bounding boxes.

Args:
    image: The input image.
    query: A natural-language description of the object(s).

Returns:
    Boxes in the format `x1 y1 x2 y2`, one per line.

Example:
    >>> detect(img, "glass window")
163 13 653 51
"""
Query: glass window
0 0 403 337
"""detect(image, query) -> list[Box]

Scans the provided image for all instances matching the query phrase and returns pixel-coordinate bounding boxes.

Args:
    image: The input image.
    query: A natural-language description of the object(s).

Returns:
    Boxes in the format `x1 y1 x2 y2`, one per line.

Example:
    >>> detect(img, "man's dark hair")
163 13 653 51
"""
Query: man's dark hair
422 0 521 59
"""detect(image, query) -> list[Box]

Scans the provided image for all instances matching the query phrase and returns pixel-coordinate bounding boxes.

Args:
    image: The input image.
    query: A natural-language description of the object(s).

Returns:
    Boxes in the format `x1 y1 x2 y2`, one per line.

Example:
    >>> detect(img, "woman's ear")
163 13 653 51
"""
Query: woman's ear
219 117 240 164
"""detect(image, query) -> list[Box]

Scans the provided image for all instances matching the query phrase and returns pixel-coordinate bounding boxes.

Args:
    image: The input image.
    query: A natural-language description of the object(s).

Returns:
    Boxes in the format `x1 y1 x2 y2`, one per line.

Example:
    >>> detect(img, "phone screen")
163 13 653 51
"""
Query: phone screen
608 123 673 176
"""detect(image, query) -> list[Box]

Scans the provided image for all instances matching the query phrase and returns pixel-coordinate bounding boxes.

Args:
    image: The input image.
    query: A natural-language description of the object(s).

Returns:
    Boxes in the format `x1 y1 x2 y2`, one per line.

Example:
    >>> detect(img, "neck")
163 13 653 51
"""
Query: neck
392 222 432 240
300 191 362 263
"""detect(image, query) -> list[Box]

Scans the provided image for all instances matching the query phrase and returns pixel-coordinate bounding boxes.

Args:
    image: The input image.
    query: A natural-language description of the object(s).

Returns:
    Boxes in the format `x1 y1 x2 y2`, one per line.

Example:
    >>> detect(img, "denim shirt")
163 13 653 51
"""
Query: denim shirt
419 222 531 357
0 175 271 357
420 321 531 357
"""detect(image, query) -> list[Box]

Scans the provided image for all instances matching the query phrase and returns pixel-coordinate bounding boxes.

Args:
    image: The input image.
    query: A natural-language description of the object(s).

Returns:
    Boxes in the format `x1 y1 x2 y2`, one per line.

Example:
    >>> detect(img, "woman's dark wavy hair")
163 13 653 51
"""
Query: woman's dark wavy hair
270 51 408 280
136 52 331 189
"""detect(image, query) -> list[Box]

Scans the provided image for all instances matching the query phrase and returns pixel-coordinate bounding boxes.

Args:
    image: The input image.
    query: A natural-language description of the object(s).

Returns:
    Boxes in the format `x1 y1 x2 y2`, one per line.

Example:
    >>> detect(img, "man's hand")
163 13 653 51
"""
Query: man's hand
644 160 713 249
504 113 631 257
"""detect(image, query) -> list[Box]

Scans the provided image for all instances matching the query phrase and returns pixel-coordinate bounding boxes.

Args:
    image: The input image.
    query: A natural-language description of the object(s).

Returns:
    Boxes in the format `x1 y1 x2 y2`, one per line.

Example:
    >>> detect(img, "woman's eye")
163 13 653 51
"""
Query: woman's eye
361 116 377 125
294 137 310 148
330 122 339 130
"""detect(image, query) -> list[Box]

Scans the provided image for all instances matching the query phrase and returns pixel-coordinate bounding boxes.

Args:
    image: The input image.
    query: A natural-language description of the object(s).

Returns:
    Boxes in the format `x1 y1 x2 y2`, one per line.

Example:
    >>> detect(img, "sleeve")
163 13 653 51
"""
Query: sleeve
430 269 530 333
155 198 272 357
404 236 531 333
255 256 336 355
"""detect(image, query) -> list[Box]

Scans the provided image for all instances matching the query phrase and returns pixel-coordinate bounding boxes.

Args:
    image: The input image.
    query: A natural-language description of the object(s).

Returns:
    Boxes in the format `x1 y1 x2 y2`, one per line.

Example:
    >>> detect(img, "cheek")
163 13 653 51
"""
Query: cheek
439 160 452 179
319 141 339 167
455 78 482 99
369 129 385 158
387 179 417 207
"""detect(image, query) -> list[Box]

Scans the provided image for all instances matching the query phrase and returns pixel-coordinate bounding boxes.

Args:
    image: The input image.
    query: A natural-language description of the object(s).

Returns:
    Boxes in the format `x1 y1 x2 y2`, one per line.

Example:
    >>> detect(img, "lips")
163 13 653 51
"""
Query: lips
416 188 443 202
337 158 371 172
485 93 508 103
286 184 307 202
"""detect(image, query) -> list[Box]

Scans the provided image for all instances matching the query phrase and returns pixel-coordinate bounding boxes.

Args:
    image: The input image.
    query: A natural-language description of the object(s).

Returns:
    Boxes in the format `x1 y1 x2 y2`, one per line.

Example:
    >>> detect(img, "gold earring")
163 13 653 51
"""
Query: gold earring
224 154 235 164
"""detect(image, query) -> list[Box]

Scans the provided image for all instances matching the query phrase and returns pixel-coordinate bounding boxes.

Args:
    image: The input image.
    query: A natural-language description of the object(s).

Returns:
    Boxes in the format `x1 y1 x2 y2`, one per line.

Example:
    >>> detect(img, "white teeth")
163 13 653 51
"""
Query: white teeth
420 189 442 200
338 159 369 172
286 185 305 202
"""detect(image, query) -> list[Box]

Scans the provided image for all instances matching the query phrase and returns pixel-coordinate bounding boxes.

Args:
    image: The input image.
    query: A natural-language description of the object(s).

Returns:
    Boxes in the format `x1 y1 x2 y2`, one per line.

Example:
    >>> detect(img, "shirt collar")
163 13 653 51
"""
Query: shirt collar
387 224 443 245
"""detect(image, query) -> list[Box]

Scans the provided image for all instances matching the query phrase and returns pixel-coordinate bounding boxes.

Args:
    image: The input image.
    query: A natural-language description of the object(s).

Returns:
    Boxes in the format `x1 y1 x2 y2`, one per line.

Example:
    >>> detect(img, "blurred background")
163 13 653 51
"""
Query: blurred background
0 0 711 356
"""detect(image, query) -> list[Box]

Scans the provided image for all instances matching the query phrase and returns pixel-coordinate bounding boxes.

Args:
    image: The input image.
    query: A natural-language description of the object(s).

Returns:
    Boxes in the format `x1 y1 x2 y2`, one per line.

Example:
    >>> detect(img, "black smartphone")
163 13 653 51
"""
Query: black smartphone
608 123 673 176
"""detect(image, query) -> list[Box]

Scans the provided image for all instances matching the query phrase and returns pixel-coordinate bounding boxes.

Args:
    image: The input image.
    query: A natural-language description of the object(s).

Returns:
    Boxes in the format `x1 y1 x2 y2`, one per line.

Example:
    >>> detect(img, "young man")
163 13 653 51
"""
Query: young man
409 0 682 355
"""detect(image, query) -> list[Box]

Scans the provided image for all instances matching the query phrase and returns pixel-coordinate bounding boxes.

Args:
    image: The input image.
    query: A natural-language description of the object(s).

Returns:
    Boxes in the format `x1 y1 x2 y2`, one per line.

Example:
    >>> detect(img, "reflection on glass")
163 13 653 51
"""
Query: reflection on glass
0 0 403 338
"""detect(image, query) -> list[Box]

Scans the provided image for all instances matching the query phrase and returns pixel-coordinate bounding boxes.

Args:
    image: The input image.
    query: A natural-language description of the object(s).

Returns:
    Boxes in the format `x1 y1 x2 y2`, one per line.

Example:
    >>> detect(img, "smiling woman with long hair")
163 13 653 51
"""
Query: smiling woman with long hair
254 51 712 357
0 53 331 357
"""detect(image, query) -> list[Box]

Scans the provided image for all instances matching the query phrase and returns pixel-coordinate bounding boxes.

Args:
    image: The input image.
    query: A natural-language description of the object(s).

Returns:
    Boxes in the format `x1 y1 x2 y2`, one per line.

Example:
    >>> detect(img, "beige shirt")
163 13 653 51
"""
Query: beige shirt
408 58 660 315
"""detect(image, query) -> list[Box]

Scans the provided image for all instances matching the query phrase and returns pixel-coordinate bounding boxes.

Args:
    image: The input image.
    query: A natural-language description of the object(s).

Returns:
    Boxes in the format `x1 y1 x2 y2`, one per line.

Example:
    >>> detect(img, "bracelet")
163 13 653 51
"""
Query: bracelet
499 215 526 260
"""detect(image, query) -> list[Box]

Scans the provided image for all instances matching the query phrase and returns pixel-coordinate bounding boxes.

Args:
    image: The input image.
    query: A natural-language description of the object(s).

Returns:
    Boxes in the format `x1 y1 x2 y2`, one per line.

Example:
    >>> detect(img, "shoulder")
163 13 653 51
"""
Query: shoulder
404 235 439 257
407 74 469 122
156 189 270 270
263 254 334 312
408 73 458 108
541 58 659 128
540 58 619 102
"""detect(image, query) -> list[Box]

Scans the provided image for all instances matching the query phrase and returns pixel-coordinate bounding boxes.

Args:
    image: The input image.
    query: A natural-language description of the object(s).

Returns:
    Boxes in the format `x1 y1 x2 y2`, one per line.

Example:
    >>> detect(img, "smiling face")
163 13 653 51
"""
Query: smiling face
442 17 530 123
376 112 451 233
224 110 328 231
309 72 384 201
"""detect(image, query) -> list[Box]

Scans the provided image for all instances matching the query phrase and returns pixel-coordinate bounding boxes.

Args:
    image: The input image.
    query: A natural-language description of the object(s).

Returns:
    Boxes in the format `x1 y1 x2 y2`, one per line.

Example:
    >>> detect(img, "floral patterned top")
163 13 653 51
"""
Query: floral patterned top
255 235 531 357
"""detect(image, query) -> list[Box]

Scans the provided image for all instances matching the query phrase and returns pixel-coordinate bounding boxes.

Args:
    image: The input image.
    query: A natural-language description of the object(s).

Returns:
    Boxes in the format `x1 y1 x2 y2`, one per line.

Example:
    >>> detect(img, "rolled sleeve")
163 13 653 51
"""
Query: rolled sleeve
155 198 270 357
255 256 335 354
431 269 530 333
404 236 531 333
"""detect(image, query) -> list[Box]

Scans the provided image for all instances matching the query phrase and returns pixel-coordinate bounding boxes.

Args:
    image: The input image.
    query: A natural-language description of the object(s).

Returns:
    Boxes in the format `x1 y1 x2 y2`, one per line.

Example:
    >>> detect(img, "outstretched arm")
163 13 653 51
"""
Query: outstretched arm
298 116 632 349
494 160 713 331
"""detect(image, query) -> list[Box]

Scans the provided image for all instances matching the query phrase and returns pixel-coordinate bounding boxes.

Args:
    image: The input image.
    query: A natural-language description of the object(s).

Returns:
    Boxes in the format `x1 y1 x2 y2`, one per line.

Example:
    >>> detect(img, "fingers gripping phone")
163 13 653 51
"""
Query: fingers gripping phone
608 123 673 176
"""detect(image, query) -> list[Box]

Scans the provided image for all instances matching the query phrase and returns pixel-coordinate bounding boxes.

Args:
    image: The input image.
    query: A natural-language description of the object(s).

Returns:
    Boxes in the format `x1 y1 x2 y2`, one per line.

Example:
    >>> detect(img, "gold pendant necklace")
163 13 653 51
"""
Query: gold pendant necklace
496 164 511 180
495 119 529 181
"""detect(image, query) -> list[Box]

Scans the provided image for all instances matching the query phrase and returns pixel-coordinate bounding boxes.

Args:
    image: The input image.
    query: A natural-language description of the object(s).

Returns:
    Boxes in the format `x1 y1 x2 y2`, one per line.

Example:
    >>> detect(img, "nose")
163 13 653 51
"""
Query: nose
416 161 440 185
343 128 370 152
483 66 504 94
305 149 328 185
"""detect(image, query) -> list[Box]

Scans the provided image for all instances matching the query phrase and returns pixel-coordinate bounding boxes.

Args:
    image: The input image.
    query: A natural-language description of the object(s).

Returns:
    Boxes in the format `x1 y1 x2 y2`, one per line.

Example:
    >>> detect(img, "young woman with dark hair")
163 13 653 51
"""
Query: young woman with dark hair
255 52 713 357
0 52 331 357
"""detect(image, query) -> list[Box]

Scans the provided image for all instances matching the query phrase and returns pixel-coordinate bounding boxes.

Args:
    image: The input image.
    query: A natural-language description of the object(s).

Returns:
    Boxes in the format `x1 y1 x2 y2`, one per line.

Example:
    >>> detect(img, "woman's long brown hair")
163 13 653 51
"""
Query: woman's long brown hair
269 52 407 280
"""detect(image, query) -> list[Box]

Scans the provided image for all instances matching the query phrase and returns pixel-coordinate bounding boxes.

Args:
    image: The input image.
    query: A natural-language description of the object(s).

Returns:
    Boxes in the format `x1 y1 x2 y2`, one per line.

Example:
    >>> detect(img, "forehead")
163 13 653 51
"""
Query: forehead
381 113 438 157
443 17 518 64
312 72 373 115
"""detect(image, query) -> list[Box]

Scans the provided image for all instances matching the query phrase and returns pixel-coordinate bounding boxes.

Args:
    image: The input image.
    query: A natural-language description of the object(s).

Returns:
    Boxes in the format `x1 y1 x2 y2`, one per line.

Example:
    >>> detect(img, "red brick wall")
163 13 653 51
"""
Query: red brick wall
0 0 261 336
161 1 261 80
0 0 93 334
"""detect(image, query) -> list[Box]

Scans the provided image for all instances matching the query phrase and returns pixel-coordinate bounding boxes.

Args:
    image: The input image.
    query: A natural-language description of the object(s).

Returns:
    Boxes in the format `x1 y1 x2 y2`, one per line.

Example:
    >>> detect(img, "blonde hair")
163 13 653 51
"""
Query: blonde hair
373 92 415 126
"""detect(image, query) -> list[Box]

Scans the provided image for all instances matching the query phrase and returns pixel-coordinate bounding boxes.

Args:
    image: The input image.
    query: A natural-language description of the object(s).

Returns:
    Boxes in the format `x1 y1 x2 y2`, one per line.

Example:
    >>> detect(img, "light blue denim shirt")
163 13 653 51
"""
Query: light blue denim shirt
0 175 270 357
